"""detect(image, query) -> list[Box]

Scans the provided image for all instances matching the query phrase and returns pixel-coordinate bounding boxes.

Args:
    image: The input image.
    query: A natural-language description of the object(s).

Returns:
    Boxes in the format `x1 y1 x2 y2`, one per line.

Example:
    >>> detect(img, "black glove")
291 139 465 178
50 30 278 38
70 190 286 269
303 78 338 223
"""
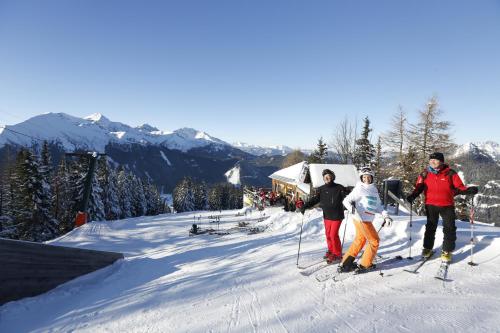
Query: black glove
463 186 479 195
406 194 417 204
350 201 356 214
300 206 306 215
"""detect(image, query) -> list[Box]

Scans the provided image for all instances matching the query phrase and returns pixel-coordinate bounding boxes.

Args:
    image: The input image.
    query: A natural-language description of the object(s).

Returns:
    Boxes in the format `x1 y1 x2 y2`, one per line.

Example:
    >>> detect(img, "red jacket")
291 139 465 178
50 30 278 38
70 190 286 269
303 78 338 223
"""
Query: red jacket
412 165 468 207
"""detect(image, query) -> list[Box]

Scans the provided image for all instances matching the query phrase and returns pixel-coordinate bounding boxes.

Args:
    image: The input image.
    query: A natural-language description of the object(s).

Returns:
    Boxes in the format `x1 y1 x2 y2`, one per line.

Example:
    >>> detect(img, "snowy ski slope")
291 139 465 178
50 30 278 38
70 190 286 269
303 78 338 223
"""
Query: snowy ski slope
1 206 499 332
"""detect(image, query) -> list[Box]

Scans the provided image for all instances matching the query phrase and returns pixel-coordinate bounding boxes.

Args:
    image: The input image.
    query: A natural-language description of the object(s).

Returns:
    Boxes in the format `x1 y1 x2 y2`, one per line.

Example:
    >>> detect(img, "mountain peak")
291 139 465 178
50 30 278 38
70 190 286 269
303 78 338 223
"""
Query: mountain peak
174 127 213 141
84 113 109 123
137 124 160 132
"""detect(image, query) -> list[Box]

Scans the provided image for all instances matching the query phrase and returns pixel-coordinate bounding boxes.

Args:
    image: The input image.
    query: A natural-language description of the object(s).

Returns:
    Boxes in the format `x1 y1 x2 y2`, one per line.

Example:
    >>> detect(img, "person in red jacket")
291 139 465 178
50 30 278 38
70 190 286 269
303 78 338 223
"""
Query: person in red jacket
295 197 304 211
407 152 478 263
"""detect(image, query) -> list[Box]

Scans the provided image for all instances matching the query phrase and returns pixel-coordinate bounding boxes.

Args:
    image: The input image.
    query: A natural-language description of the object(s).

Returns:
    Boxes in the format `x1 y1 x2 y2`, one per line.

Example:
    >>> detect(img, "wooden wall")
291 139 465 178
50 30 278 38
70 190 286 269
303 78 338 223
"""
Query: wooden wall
0 238 124 305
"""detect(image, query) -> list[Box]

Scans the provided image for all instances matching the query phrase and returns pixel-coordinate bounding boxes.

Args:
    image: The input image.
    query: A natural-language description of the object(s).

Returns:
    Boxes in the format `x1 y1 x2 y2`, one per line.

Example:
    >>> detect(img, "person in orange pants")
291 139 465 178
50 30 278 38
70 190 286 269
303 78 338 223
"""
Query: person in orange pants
338 167 393 274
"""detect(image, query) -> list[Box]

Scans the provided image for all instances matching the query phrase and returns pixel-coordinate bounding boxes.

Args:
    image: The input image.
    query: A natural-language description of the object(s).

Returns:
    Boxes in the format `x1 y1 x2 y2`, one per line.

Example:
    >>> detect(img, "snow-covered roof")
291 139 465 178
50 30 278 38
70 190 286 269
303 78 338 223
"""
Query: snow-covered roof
308 164 358 188
269 161 310 194
269 161 306 183
297 182 310 194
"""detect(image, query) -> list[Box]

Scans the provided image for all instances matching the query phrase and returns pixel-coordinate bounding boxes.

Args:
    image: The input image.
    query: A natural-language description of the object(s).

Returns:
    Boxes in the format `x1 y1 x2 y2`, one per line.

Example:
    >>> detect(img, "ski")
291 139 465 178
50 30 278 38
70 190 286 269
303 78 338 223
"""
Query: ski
298 258 326 270
435 261 450 281
320 255 403 282
300 262 333 277
403 251 435 274
333 255 403 282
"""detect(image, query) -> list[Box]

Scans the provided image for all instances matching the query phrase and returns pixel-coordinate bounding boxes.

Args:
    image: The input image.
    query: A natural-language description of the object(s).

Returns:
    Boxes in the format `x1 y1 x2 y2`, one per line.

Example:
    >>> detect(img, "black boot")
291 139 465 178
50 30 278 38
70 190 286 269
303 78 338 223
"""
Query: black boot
354 264 377 275
337 255 357 273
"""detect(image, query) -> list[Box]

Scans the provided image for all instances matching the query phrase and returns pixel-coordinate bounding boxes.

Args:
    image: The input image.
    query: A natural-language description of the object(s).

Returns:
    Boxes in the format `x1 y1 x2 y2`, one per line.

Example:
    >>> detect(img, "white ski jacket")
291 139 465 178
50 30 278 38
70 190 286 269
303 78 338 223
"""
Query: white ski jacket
342 182 389 222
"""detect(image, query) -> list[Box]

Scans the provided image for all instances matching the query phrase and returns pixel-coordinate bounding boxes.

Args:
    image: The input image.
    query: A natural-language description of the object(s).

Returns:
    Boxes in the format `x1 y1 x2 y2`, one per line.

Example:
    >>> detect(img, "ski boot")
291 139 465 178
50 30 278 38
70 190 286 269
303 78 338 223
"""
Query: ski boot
421 248 433 259
440 251 452 263
326 254 342 265
354 263 377 275
337 255 357 273
323 250 331 259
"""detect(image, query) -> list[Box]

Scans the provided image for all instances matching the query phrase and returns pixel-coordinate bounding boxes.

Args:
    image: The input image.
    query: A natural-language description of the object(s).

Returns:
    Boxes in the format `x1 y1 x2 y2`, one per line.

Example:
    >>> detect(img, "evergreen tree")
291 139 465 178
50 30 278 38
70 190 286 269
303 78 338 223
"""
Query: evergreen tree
129 175 147 217
143 182 164 215
308 137 328 164
16 148 58 241
208 184 223 211
193 181 208 211
373 136 385 185
173 177 195 212
88 171 105 221
0 150 18 238
53 158 75 233
97 158 121 220
230 186 243 209
117 168 133 218
353 116 375 169
4 161 18 218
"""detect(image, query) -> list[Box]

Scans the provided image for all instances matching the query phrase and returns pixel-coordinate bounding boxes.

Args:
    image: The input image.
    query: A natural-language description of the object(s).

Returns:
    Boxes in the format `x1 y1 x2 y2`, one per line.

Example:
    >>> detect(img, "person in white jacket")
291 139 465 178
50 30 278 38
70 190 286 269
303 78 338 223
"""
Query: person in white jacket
338 167 393 274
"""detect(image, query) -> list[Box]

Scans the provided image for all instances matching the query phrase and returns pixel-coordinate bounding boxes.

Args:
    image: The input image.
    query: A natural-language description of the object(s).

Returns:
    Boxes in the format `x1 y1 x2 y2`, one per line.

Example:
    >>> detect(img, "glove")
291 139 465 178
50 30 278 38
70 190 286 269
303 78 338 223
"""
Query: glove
464 186 479 195
406 194 417 204
384 217 393 227
300 206 306 215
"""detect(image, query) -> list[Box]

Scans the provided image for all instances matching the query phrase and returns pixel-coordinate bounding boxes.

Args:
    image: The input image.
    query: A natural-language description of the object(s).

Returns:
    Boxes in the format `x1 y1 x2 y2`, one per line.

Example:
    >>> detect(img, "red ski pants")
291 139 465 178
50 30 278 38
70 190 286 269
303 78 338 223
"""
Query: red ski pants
323 219 342 256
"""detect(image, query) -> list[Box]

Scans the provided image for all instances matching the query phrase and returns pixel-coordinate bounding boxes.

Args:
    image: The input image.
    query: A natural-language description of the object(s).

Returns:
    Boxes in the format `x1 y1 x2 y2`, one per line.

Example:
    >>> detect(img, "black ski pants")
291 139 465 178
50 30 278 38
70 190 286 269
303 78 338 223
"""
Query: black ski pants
423 205 456 253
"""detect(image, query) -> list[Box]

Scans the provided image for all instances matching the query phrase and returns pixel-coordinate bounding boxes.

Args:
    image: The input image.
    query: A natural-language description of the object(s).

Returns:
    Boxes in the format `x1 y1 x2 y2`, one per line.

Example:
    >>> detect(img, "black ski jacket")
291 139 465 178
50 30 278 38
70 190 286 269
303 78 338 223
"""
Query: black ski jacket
303 182 348 221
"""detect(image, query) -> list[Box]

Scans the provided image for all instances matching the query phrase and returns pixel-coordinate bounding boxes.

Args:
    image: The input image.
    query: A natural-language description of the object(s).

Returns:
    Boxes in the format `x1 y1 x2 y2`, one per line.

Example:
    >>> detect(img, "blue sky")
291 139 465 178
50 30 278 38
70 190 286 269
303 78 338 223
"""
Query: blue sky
0 0 499 149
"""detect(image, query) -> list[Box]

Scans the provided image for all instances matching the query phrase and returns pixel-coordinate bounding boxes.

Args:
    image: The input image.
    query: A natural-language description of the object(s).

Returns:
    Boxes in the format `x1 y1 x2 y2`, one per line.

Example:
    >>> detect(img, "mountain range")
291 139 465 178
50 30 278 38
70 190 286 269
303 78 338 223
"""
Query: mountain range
0 112 287 191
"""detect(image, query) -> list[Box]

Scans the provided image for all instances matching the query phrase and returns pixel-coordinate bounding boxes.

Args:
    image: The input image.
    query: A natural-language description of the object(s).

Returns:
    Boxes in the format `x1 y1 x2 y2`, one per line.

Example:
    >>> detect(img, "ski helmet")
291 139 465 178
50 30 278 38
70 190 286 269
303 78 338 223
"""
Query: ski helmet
359 167 374 183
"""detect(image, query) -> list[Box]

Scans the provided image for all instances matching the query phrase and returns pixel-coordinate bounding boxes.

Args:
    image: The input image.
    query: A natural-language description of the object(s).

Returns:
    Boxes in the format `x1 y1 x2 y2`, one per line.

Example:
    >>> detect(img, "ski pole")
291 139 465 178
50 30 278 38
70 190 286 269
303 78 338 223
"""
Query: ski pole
407 202 413 260
339 214 348 258
468 196 478 266
296 213 305 266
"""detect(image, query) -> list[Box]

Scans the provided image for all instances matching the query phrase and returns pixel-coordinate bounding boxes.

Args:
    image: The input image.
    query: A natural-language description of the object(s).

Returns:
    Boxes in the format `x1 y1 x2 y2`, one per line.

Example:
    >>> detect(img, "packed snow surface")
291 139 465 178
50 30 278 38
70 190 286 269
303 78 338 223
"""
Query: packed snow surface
1 207 499 332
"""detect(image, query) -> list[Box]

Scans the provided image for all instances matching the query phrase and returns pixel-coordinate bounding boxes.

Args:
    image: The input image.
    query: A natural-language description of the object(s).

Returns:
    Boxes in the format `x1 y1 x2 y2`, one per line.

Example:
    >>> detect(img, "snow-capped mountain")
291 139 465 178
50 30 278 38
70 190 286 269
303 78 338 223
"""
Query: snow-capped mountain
232 142 294 156
454 141 500 164
0 112 230 153
0 113 286 192
452 141 500 225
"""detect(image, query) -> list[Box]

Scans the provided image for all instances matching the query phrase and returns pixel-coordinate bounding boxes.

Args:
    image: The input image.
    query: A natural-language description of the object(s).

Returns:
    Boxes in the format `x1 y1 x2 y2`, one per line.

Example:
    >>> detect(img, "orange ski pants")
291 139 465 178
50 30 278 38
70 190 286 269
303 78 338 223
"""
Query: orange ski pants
342 219 380 268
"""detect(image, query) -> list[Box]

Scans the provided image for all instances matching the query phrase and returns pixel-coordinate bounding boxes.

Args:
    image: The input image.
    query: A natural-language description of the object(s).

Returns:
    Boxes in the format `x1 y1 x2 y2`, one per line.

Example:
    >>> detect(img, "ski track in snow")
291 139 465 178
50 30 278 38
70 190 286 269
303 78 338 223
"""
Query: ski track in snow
1 207 499 332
